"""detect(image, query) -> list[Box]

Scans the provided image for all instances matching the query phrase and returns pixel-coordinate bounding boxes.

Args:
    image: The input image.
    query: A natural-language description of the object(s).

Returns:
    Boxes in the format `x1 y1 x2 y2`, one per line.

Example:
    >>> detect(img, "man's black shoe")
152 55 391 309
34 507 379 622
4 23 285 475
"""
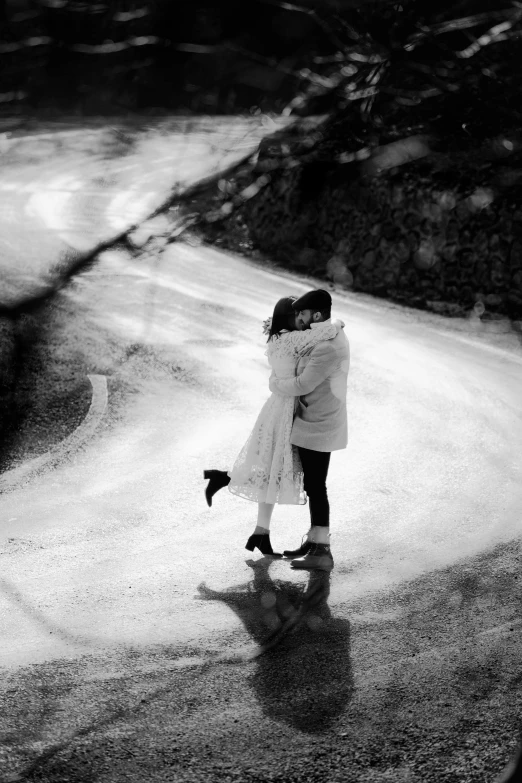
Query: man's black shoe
283 532 314 559
291 543 334 571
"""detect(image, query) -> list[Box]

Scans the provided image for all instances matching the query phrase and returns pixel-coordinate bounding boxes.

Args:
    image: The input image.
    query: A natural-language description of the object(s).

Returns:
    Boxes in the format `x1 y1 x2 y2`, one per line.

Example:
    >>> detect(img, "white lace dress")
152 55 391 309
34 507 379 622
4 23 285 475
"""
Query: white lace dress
228 321 338 505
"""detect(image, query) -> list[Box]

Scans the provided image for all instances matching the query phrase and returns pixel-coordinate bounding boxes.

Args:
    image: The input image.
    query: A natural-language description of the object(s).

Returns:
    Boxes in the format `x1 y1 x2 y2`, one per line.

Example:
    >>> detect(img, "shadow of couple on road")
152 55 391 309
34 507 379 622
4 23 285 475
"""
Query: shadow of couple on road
198 558 353 734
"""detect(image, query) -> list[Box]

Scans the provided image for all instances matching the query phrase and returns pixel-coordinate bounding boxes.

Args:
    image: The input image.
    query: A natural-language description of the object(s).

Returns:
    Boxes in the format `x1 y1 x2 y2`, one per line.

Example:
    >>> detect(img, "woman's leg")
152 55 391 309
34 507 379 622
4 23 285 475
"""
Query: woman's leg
246 501 281 556
253 501 275 535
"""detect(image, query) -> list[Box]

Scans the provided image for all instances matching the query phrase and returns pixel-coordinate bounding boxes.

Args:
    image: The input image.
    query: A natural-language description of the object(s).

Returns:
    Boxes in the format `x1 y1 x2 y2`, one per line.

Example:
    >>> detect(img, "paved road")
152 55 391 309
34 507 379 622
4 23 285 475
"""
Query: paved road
0 243 521 781
0 115 288 307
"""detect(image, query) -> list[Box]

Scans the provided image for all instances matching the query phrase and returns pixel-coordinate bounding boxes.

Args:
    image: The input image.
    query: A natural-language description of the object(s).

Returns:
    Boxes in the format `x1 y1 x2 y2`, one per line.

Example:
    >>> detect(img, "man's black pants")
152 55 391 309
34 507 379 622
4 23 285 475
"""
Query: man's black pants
298 446 331 527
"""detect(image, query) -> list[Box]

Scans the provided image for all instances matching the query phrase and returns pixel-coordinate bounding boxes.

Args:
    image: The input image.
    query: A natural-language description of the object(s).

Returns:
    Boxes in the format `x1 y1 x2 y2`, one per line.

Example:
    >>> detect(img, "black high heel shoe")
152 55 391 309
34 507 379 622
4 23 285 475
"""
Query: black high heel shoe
245 533 282 557
203 469 230 507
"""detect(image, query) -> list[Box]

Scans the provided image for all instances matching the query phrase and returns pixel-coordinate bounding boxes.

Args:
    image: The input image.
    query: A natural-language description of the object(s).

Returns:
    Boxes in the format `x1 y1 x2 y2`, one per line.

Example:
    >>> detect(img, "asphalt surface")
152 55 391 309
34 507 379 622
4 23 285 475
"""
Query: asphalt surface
0 115 288 308
0 240 521 782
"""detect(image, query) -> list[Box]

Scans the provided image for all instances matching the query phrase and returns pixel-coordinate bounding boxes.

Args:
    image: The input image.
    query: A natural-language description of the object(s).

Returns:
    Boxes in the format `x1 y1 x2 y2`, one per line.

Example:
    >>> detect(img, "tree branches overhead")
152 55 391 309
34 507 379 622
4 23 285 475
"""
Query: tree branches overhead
0 0 521 139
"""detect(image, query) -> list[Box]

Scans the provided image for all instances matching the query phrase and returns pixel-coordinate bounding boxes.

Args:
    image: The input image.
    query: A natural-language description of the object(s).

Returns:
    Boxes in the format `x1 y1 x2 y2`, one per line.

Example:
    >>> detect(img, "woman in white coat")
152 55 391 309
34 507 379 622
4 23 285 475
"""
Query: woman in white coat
203 295 341 556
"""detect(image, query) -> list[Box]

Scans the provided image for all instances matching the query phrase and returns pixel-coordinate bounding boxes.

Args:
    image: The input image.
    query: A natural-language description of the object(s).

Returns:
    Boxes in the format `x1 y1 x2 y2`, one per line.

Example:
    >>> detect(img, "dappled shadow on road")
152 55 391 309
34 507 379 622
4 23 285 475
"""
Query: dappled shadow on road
0 296 92 475
2 541 521 782
496 743 522 783
0 576 104 653
198 559 353 734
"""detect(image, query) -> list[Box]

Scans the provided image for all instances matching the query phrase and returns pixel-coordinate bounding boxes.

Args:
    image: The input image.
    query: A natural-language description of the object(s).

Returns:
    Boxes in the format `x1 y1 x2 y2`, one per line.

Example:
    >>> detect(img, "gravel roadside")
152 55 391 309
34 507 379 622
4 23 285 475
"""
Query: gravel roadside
1 539 520 783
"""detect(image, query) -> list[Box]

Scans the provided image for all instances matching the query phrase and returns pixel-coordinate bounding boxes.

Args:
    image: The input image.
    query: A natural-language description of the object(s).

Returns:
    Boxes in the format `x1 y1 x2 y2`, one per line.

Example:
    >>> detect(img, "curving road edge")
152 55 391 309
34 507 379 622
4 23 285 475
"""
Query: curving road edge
0 374 108 493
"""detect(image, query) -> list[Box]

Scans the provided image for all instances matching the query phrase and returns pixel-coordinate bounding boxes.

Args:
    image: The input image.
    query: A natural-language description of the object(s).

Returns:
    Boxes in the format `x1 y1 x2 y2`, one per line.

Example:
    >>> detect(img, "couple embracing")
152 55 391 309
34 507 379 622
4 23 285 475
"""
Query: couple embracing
204 288 350 572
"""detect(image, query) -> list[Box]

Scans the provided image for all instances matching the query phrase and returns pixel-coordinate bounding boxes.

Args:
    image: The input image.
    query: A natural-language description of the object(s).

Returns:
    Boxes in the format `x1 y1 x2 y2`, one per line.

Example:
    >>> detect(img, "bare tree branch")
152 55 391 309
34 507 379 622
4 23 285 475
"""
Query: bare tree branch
405 7 522 50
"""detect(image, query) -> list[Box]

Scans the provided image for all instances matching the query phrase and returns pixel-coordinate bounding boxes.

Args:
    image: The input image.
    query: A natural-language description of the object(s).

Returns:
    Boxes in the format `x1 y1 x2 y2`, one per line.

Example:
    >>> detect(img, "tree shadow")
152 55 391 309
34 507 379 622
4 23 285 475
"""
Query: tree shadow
497 742 522 783
197 558 353 734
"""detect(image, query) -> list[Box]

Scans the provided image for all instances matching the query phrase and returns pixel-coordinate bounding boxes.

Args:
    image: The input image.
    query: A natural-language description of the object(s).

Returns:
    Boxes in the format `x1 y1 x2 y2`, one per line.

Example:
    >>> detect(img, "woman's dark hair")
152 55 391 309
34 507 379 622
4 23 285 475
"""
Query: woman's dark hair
268 296 298 341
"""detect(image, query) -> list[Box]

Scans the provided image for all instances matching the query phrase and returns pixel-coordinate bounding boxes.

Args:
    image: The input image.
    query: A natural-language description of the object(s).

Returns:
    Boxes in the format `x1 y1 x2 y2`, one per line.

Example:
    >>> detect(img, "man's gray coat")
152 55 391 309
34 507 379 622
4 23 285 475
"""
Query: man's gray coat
269 323 350 452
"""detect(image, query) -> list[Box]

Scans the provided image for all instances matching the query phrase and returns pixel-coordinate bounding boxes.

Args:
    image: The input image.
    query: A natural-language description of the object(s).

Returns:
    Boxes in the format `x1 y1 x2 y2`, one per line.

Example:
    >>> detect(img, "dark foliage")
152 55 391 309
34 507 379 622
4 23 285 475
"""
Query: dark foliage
1 0 521 136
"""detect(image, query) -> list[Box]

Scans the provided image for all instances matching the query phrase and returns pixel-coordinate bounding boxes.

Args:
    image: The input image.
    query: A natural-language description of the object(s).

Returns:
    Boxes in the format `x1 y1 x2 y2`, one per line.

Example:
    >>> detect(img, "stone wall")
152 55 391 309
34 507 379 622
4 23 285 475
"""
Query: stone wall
242 155 522 320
